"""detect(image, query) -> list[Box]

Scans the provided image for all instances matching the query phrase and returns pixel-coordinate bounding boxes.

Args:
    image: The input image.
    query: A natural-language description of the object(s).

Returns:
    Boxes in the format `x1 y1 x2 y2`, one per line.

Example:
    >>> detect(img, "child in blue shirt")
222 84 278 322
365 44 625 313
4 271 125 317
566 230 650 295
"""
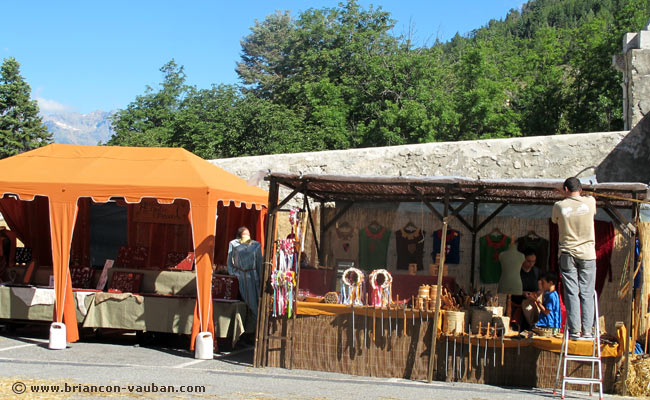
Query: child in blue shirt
534 273 561 334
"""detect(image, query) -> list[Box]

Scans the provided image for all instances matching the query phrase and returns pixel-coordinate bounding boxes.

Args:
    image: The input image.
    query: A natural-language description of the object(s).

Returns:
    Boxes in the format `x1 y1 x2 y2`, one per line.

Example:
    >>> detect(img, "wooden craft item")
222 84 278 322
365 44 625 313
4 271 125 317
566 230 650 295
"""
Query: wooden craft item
408 263 417 275
429 263 448 277
212 274 239 300
418 284 430 298
166 251 195 271
108 271 143 293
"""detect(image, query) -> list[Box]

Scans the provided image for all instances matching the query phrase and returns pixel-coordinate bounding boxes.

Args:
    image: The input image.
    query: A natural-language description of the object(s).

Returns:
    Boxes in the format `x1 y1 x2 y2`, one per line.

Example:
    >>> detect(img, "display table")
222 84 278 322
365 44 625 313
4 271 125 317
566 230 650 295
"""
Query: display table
0 286 95 322
82 293 247 344
0 285 249 346
265 311 621 391
106 268 197 296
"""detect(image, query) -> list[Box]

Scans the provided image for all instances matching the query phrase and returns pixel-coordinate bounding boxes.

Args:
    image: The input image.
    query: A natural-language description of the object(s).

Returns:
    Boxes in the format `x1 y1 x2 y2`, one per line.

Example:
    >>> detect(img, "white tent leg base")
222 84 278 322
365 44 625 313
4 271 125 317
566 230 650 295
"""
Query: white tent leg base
194 331 213 359
48 322 67 350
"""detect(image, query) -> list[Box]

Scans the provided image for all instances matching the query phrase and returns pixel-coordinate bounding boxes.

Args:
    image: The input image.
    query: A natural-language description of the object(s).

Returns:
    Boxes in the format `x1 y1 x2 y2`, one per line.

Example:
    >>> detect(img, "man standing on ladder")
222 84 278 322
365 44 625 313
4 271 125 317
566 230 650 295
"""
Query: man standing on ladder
552 177 597 341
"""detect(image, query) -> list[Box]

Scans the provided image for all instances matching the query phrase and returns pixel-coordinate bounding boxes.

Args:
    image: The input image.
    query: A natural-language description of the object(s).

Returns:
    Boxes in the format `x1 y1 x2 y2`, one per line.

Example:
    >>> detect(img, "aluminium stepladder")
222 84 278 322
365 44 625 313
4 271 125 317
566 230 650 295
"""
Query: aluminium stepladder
553 291 603 399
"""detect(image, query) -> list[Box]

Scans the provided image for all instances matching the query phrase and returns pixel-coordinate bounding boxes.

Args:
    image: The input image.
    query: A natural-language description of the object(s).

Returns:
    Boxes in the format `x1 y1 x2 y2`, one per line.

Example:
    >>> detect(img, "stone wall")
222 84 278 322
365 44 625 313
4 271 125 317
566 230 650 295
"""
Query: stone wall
211 131 630 184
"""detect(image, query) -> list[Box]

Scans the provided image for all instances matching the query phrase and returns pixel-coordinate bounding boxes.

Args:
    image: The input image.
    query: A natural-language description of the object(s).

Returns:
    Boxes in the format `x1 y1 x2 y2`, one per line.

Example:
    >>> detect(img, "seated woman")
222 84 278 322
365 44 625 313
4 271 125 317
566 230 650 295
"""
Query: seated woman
510 248 540 330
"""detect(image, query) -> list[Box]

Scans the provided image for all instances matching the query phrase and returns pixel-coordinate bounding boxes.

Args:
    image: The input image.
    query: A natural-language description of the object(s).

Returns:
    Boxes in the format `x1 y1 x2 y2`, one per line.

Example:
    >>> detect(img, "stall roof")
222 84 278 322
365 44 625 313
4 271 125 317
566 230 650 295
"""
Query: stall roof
267 173 648 207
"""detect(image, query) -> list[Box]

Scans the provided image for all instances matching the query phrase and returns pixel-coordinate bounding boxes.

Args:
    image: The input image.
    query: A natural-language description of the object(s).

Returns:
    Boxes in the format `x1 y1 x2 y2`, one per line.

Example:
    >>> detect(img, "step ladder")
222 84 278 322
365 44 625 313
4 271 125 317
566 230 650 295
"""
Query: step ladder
554 291 603 399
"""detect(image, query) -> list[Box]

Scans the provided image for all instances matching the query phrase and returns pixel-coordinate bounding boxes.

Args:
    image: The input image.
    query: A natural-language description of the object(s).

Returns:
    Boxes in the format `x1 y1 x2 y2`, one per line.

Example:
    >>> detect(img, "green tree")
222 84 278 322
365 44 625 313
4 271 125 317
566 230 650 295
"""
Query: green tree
515 26 571 135
0 57 52 158
236 11 295 98
108 60 188 146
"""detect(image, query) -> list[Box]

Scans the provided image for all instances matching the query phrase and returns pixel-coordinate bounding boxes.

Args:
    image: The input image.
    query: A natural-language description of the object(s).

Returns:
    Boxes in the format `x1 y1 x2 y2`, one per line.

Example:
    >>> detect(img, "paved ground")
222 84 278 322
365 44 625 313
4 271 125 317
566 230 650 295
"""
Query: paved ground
0 324 633 399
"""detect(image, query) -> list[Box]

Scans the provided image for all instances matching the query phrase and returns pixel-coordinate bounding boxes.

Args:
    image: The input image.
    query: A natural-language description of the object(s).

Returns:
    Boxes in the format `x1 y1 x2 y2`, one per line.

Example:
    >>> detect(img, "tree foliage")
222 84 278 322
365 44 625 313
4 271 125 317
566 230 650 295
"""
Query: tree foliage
0 57 52 158
109 0 650 158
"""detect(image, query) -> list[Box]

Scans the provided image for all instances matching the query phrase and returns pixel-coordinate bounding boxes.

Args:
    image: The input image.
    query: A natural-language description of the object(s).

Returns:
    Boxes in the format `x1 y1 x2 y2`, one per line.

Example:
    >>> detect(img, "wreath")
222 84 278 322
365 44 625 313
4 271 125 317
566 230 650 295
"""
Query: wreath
342 267 364 287
369 269 392 290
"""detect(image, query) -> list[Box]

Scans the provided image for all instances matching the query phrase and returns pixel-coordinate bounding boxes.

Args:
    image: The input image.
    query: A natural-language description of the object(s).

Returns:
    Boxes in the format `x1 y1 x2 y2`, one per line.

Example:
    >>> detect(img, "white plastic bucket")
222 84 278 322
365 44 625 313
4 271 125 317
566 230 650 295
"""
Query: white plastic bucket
48 322 67 350
194 331 213 359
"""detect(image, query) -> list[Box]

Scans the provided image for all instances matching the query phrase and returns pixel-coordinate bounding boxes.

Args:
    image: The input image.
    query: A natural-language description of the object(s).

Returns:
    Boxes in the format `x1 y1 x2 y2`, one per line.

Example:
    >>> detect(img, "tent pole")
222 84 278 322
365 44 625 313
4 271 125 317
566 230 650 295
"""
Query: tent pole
428 185 450 383
254 177 279 368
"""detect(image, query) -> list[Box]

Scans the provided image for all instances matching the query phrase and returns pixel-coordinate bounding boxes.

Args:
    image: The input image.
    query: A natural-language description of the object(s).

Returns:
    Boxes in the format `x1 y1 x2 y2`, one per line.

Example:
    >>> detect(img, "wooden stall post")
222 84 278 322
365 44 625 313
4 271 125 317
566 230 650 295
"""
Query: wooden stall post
254 177 279 368
470 201 478 288
428 186 450 383
623 200 640 395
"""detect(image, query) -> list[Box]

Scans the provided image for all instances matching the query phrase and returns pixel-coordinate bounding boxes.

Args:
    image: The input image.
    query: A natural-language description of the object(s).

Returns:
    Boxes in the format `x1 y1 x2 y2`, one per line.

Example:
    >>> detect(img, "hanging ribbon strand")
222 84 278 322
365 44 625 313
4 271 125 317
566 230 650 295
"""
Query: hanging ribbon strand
271 208 303 317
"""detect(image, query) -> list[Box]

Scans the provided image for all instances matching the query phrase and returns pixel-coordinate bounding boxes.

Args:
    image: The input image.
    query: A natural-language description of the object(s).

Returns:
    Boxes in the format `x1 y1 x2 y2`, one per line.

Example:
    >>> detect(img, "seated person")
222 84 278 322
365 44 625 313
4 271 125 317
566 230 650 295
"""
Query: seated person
532 273 561 335
521 278 543 327
510 248 540 330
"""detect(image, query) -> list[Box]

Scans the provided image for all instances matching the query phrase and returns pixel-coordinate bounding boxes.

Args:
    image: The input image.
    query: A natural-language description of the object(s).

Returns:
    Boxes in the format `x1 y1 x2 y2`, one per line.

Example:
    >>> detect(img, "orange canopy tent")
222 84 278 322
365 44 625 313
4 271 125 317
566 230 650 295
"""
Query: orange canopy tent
0 144 268 348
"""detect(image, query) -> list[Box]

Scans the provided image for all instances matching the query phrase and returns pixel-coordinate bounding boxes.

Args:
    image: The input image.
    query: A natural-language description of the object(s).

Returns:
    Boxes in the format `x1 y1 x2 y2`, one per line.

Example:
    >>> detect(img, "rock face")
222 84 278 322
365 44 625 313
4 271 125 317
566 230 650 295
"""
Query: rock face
211 131 634 184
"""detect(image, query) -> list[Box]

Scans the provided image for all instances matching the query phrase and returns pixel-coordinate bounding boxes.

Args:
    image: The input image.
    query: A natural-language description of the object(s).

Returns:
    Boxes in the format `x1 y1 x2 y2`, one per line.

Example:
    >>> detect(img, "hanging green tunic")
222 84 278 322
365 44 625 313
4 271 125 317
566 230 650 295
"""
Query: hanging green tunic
358 224 391 271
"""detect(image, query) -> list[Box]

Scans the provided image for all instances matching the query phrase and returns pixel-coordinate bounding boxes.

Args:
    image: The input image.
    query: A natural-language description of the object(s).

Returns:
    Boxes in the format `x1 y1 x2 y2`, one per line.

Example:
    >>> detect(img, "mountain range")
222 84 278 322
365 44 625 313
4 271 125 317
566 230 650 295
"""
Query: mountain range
42 110 115 145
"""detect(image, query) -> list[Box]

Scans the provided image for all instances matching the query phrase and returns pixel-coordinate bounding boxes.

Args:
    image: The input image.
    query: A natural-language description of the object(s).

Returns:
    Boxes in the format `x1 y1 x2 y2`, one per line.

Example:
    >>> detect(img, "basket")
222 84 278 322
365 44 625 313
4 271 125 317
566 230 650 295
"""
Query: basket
492 316 510 335
485 306 503 317
443 310 465 334
532 326 553 337
471 309 493 334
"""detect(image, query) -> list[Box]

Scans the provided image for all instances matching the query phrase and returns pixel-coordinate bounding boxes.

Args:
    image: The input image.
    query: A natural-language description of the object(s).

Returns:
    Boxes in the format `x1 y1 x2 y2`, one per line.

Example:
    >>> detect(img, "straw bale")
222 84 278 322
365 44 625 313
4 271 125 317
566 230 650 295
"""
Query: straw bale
615 355 650 396
639 222 650 334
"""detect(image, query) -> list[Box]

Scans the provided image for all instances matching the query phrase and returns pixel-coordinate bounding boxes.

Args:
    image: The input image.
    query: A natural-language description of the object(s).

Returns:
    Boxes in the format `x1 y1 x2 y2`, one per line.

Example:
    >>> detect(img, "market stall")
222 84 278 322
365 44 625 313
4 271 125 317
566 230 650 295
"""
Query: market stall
254 173 648 392
0 144 268 353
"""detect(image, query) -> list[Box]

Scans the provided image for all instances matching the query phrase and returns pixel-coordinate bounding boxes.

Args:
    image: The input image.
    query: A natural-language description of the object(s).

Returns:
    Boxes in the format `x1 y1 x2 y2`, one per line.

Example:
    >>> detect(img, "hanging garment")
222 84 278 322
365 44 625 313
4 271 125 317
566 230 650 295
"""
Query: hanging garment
227 239 263 318
516 235 550 271
498 247 525 295
327 221 358 266
549 219 614 296
395 226 425 270
432 228 461 264
358 223 391 271
479 233 511 284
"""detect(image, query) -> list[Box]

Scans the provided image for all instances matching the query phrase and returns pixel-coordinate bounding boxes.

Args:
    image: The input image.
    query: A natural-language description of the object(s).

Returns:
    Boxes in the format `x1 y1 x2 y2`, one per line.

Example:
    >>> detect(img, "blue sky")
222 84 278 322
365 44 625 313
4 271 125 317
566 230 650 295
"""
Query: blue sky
1 1 525 114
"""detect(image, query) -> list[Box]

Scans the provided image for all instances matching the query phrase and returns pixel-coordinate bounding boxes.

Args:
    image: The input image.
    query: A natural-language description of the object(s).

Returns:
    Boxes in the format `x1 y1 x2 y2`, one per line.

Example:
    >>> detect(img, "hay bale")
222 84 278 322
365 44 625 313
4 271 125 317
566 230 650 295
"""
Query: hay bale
615 356 650 396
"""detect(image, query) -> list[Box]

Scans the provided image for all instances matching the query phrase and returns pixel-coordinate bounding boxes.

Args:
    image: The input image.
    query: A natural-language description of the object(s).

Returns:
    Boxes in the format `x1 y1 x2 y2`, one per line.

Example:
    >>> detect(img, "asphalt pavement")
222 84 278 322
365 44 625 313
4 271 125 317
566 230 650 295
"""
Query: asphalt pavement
0 324 634 399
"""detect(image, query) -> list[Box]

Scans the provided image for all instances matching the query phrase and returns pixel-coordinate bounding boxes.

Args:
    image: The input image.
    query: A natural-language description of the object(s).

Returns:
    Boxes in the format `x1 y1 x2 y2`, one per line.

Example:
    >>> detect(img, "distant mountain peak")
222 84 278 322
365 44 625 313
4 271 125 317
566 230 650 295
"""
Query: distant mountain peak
41 110 115 145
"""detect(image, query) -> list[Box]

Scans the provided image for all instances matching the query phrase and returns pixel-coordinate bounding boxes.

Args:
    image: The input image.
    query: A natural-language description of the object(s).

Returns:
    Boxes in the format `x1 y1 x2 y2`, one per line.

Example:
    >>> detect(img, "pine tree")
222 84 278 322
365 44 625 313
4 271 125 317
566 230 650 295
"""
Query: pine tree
0 57 52 158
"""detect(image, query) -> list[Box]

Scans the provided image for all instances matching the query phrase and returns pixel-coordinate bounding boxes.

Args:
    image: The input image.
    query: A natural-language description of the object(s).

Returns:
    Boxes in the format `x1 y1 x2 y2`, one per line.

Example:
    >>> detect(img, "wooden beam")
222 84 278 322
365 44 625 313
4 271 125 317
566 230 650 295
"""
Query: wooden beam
603 199 636 238
271 182 306 214
410 185 443 222
470 201 479 288
475 202 509 234
304 195 321 263
322 201 355 233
